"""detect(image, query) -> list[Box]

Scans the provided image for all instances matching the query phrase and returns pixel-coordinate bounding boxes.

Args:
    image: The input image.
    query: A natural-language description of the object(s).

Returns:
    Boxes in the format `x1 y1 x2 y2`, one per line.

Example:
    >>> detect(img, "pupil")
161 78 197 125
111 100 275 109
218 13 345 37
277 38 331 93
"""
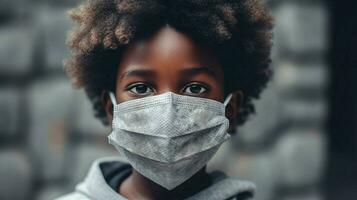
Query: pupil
190 85 201 93
136 85 147 93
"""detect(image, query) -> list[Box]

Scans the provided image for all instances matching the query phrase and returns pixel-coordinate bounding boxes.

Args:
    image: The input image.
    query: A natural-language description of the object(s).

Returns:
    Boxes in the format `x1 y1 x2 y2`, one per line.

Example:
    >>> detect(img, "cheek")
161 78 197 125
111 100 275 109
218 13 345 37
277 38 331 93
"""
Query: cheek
115 79 131 103
115 90 137 104
210 84 225 102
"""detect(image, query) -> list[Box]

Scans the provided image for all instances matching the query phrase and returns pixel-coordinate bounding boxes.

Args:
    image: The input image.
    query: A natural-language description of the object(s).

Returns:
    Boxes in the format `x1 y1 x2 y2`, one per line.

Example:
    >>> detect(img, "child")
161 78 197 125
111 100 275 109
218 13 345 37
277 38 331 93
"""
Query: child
58 0 273 199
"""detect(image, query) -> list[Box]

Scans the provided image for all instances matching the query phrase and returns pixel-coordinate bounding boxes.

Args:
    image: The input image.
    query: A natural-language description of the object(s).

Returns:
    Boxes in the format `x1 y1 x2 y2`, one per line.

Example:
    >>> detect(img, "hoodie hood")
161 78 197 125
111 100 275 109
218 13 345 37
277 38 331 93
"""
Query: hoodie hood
56 157 256 200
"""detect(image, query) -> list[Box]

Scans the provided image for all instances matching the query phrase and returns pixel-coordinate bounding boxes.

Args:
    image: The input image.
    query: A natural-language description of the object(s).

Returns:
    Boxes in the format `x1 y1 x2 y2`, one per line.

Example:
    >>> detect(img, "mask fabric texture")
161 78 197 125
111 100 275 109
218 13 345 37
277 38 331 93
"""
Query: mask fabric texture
108 92 232 190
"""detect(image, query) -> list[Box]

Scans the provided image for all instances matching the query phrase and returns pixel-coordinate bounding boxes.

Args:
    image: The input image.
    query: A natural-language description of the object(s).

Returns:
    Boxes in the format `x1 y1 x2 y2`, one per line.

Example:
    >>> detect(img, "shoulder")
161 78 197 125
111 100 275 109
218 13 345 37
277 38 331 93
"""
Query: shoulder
55 156 130 200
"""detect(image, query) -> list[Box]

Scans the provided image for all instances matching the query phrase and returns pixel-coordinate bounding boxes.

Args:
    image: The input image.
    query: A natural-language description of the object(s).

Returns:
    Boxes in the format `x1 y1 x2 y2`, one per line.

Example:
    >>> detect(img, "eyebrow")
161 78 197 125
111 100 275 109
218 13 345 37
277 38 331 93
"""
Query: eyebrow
179 66 217 78
119 66 218 81
120 69 156 81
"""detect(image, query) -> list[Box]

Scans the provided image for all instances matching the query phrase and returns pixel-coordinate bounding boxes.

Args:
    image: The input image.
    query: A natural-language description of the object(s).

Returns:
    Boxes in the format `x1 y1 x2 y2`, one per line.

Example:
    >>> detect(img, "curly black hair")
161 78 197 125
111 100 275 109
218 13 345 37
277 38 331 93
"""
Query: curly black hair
65 0 274 126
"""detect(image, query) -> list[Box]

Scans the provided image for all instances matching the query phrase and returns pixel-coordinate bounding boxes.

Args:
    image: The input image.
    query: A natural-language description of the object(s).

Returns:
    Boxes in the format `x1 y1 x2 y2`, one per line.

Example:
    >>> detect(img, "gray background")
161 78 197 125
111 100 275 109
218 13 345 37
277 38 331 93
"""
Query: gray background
0 0 337 199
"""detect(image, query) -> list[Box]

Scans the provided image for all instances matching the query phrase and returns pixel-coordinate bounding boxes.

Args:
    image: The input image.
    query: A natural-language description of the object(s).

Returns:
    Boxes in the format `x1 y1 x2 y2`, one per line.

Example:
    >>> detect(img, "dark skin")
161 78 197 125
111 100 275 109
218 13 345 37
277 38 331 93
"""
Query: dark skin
103 26 242 200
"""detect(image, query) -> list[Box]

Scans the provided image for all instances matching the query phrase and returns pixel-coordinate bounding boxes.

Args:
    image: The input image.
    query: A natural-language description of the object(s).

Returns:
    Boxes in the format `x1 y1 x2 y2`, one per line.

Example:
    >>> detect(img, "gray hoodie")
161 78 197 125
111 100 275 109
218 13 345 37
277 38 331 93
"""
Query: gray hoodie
56 157 255 200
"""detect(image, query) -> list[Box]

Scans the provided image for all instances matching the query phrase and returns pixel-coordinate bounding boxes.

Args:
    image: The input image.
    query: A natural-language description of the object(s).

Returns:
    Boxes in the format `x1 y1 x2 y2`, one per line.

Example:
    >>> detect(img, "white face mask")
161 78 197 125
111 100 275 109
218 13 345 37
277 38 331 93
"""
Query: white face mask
108 92 232 190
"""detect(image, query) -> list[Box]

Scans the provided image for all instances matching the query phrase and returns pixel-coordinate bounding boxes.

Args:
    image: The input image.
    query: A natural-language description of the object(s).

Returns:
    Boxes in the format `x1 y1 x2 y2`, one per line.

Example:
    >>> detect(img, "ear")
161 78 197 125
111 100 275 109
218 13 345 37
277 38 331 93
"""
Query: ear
225 91 243 134
101 91 114 126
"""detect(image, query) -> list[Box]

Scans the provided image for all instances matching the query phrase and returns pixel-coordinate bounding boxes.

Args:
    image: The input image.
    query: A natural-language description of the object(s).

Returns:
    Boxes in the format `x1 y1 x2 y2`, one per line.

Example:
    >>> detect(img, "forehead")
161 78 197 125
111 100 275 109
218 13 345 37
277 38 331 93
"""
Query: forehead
117 26 223 77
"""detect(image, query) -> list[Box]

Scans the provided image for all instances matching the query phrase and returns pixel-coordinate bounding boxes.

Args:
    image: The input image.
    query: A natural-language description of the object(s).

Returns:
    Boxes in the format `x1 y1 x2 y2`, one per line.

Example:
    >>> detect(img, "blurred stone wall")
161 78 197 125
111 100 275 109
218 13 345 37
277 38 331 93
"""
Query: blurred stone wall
209 1 329 200
0 0 329 200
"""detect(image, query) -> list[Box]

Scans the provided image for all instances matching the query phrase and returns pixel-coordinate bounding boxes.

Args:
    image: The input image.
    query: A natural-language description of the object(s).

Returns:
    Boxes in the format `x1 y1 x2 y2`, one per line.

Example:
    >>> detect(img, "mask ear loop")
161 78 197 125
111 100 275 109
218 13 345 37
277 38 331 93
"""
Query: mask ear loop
109 92 118 105
223 93 233 107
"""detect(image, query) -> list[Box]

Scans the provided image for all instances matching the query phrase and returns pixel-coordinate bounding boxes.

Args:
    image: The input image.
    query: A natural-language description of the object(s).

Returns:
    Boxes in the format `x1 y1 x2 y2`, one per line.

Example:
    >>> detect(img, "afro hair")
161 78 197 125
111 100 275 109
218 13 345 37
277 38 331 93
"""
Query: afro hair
65 0 274 126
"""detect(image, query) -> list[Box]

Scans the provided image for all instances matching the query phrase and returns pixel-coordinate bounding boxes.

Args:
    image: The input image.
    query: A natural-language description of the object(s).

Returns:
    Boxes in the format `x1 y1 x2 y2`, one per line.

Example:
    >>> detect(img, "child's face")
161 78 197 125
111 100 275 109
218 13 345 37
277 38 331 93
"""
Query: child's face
116 26 225 102
104 26 238 129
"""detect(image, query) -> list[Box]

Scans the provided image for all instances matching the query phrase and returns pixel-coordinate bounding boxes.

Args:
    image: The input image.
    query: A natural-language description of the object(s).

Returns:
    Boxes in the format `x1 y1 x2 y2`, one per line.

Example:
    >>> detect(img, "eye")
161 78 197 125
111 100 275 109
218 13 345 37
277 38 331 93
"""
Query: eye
127 83 154 96
183 83 209 95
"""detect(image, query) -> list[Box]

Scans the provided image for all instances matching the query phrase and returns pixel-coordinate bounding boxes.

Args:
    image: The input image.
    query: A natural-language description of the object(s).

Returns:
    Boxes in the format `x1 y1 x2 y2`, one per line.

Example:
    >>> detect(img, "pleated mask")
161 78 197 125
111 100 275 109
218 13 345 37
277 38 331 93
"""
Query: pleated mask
108 92 232 190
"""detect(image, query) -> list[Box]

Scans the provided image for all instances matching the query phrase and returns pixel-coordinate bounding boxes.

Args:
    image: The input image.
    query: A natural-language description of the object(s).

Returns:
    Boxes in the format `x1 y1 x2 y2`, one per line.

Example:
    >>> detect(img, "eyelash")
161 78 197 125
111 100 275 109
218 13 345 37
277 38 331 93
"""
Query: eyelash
126 82 155 96
125 82 210 96
181 82 210 95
